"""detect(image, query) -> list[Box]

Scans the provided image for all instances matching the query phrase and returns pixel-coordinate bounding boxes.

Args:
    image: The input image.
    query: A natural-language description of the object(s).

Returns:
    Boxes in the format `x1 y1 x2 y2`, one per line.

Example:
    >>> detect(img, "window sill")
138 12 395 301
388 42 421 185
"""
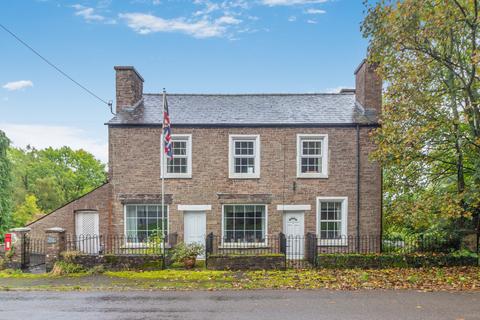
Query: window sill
228 175 260 179
161 175 192 179
296 174 328 179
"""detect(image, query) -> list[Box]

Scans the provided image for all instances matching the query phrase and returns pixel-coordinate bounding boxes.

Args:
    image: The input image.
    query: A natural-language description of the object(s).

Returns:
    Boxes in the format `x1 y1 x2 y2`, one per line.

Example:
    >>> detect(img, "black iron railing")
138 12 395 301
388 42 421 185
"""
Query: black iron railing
205 233 283 257
65 233 178 256
205 233 466 268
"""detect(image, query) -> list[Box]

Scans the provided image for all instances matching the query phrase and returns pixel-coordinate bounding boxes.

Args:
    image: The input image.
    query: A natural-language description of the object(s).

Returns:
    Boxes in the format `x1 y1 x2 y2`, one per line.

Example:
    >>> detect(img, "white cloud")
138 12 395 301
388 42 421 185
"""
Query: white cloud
305 8 326 14
216 15 242 25
261 0 328 6
119 12 241 38
2 80 33 91
307 19 317 24
72 4 105 21
0 123 108 163
193 0 220 16
72 4 116 24
288 16 297 22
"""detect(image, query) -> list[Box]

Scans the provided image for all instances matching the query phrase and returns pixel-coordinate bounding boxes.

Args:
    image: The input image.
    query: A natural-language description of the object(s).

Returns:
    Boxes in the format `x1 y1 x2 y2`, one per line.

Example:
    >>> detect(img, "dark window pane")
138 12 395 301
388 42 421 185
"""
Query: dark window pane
126 205 136 219
137 205 146 218
172 141 187 155
147 205 157 218
137 231 148 242
234 205 245 217
245 217 255 230
223 205 265 242
126 218 136 232
302 140 321 155
245 231 255 242
235 217 245 230
224 206 234 218
147 219 158 231
301 157 320 173
225 218 234 230
138 217 147 230
245 205 255 216
234 231 244 240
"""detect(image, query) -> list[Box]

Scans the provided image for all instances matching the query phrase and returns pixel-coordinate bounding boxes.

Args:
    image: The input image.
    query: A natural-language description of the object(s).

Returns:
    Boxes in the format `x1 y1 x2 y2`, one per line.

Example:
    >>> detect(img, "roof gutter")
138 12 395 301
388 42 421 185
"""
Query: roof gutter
105 122 380 128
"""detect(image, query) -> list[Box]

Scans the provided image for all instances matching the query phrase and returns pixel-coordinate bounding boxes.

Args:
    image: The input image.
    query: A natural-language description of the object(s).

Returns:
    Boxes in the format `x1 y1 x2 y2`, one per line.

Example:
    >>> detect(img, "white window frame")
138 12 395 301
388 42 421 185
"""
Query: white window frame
123 204 169 246
296 134 328 178
221 204 268 247
316 196 348 246
229 134 260 179
161 134 192 179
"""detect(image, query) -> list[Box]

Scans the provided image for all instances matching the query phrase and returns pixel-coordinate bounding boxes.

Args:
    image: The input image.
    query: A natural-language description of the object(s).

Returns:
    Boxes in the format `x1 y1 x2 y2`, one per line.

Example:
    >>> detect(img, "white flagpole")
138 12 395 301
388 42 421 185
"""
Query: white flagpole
161 88 166 246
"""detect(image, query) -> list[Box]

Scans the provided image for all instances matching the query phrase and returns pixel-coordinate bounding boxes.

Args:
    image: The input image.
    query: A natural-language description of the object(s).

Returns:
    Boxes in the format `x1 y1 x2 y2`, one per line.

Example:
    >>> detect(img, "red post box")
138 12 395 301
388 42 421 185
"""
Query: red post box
4 233 12 251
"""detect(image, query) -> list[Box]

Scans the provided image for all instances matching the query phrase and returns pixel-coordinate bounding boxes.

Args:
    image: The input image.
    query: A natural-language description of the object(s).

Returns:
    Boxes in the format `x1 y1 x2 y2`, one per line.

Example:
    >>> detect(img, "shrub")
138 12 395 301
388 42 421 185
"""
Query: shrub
317 252 478 269
172 242 204 269
87 265 105 275
60 250 83 263
172 242 204 263
51 261 85 276
0 268 23 276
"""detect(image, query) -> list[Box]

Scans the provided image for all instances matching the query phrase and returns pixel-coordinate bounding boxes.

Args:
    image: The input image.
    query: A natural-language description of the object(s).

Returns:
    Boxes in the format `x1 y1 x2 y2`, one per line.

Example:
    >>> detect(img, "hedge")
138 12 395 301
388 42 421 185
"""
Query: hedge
317 253 479 269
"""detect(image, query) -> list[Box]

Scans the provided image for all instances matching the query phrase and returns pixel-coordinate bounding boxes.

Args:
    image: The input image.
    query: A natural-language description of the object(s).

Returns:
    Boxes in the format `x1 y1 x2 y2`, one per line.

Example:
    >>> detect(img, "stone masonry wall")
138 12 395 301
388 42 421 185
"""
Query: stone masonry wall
206 255 286 270
109 126 382 242
65 254 164 271
26 125 381 243
27 183 112 236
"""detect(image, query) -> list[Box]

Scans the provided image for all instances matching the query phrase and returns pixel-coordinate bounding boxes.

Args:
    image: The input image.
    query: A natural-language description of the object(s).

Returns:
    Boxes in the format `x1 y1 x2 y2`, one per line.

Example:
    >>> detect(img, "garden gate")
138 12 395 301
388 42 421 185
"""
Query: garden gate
22 234 46 272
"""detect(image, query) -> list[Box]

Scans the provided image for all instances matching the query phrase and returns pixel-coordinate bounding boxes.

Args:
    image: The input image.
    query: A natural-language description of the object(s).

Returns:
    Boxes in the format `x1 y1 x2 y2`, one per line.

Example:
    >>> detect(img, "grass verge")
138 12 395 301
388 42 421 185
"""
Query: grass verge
0 267 478 291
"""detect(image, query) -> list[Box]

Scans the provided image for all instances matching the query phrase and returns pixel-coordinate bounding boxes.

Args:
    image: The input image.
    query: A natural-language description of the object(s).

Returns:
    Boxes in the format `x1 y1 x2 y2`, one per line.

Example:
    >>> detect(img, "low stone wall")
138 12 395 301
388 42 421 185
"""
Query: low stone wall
206 254 286 270
64 254 164 271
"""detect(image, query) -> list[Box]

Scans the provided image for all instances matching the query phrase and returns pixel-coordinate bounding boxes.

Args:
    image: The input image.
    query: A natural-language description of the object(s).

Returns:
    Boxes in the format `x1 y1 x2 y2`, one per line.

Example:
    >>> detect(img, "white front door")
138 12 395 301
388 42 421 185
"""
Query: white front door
75 211 100 254
184 211 206 258
284 211 305 260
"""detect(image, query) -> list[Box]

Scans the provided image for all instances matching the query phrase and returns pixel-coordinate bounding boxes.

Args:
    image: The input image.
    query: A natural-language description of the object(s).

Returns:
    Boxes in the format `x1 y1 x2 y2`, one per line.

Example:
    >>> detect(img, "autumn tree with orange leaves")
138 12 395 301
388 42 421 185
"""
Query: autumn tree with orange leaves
362 0 480 239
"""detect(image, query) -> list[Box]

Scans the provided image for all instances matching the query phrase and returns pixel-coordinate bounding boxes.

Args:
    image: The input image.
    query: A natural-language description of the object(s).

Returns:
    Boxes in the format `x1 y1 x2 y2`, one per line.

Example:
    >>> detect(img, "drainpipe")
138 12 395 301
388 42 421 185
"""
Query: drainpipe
356 124 361 252
380 168 384 253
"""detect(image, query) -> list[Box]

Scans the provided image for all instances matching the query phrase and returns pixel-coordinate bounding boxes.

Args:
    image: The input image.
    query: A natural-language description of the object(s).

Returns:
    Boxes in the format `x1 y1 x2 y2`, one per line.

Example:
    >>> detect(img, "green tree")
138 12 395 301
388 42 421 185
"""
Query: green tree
8 146 107 215
31 177 65 212
362 0 480 236
12 194 43 227
0 130 12 239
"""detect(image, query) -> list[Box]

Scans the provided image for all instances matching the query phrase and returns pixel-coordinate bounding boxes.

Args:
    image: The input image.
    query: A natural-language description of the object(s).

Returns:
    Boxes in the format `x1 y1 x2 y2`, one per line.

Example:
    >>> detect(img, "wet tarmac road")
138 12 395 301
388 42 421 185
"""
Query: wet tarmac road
0 290 479 320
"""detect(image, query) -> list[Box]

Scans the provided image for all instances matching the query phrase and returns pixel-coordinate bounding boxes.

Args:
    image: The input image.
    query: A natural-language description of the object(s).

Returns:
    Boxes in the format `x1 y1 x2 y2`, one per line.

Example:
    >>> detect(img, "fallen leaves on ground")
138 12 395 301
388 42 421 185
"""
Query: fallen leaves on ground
0 266 479 291
234 267 480 291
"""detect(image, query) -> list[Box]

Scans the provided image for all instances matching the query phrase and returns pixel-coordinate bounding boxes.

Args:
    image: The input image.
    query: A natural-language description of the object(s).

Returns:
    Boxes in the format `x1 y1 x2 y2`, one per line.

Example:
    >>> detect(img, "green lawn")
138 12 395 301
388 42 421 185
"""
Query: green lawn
0 267 479 291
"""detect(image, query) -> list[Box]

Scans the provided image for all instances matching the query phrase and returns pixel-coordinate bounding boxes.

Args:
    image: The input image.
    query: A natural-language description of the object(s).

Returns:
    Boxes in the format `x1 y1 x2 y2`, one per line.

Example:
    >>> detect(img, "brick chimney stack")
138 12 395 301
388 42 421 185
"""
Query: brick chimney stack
354 59 382 113
114 66 144 113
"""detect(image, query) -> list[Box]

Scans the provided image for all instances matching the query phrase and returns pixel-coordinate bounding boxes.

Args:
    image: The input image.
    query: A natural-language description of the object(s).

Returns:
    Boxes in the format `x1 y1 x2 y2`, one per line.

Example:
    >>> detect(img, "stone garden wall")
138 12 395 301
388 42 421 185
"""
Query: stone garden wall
63 254 164 271
206 254 286 270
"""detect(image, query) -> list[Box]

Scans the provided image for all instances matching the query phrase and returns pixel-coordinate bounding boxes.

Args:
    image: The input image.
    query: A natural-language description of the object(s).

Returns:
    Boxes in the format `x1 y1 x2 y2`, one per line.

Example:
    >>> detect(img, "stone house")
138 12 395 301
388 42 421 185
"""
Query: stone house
27 60 382 255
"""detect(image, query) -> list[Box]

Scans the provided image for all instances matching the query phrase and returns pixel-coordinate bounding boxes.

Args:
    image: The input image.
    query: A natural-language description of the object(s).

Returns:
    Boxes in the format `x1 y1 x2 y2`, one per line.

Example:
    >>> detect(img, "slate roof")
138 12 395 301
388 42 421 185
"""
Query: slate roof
107 93 378 126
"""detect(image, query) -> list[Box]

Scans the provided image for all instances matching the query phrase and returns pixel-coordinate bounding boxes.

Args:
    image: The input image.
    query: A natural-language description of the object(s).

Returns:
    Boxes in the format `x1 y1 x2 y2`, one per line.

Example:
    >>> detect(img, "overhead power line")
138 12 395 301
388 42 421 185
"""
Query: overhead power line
0 23 114 114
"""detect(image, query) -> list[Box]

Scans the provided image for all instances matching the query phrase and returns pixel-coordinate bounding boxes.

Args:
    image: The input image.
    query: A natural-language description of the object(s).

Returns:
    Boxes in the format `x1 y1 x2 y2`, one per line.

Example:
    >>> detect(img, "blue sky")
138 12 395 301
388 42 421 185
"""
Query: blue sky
0 0 368 163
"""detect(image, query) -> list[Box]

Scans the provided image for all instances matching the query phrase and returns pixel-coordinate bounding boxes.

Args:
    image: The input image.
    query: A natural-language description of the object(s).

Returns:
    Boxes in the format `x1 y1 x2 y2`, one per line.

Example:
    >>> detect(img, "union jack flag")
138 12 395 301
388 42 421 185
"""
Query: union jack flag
163 91 173 160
